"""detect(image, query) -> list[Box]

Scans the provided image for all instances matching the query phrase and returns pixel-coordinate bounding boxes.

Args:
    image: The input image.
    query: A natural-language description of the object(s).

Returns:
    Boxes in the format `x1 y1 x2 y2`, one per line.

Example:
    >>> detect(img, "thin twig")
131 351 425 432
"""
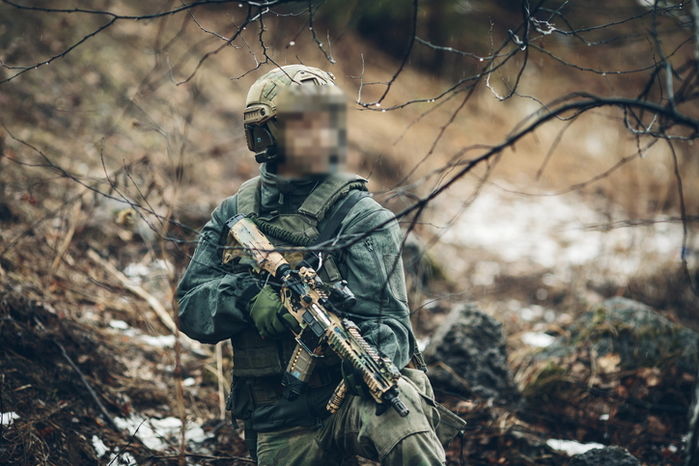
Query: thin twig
86 249 178 334
55 340 118 431
216 342 226 420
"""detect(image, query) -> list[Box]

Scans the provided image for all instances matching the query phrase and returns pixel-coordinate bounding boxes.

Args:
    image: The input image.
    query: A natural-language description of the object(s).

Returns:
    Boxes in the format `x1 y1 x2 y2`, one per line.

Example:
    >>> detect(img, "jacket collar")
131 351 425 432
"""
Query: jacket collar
258 164 326 213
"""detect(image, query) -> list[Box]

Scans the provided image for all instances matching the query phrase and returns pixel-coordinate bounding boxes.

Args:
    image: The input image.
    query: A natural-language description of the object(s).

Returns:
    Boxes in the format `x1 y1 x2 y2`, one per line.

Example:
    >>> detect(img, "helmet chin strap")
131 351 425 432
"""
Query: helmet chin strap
254 145 280 164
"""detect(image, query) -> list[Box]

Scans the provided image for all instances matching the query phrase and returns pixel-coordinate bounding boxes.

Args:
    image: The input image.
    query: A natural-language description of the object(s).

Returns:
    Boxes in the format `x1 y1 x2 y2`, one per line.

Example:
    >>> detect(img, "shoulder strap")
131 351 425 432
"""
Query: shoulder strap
298 173 367 222
236 176 260 216
315 189 370 246
308 188 370 283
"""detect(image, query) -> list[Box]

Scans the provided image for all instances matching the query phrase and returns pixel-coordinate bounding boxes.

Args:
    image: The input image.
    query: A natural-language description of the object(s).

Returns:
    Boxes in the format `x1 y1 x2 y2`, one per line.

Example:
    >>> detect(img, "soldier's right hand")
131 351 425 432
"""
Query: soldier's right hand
248 285 293 338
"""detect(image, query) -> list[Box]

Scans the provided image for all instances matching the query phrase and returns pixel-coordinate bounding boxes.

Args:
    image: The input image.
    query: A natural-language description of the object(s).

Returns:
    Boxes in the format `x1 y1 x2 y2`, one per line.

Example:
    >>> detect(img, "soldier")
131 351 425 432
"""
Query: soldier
176 64 464 465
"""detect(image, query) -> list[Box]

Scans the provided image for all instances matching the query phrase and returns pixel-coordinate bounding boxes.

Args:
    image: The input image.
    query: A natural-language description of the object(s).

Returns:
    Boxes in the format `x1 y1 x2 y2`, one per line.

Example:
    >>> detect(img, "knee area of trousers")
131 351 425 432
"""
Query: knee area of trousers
380 431 446 465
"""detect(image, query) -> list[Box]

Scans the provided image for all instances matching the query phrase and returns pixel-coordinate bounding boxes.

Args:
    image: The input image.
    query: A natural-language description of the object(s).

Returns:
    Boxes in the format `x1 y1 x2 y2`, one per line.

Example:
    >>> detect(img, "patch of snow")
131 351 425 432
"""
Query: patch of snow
108 451 137 465
522 332 556 347
115 415 213 452
472 261 501 286
106 308 209 356
520 305 544 321
138 334 176 348
108 318 176 348
546 438 605 456
437 184 690 282
185 424 209 443
543 309 556 322
123 259 174 286
0 411 19 426
123 263 150 285
183 377 197 387
416 337 430 352
109 319 129 330
115 415 169 451
506 299 522 313
541 273 559 287
91 435 109 457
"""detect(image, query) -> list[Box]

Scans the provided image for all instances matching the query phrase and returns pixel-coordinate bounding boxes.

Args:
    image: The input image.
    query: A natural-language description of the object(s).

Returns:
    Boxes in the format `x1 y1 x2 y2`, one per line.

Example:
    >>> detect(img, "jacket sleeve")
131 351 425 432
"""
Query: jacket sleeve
337 196 415 369
176 196 261 344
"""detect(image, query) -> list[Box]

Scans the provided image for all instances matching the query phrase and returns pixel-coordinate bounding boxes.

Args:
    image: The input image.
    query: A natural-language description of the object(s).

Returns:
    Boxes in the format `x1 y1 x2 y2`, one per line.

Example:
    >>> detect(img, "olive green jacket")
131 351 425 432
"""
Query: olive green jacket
176 166 417 430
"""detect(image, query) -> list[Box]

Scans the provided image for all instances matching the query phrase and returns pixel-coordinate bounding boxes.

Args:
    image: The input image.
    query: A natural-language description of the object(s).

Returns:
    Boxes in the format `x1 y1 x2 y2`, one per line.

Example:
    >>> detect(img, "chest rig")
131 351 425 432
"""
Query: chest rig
223 173 368 380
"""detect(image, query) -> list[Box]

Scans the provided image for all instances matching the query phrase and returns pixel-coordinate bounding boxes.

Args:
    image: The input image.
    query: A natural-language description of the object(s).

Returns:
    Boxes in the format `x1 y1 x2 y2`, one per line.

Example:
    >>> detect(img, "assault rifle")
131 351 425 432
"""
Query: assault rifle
227 214 409 417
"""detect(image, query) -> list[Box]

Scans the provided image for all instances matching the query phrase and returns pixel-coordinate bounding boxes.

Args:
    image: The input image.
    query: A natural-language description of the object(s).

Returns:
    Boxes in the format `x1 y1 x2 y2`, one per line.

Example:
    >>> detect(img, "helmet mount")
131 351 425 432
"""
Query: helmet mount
243 64 344 165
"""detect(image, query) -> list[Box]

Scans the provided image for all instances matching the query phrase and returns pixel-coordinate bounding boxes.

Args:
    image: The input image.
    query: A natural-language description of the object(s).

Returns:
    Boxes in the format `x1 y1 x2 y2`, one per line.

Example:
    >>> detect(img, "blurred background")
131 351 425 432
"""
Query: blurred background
1 1 698 464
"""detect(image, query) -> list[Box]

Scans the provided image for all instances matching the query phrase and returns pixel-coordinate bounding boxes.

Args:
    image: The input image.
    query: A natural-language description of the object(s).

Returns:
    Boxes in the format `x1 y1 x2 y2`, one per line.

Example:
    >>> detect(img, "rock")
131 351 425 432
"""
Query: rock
423 303 519 404
519 297 697 462
569 446 640 466
0 202 16 222
530 297 699 375
579 297 697 372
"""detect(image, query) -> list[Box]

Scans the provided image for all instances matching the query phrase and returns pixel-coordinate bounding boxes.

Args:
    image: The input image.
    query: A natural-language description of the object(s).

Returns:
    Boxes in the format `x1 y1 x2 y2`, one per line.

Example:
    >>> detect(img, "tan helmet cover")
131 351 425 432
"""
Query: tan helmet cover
275 83 346 116
244 64 337 155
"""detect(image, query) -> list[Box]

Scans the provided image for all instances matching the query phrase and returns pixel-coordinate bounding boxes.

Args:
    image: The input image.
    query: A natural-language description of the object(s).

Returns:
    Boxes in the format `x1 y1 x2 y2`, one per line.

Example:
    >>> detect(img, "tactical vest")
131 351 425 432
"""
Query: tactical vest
223 172 368 380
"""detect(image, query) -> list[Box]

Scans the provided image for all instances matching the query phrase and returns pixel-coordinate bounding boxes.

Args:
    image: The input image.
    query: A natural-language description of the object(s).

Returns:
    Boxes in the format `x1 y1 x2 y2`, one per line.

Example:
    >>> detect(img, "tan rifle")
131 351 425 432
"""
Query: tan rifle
227 214 409 417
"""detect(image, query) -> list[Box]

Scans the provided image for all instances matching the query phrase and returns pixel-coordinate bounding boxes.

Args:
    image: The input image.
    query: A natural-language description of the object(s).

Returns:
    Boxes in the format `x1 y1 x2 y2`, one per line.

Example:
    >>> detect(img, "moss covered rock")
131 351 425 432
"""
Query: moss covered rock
519 297 696 463
567 297 698 373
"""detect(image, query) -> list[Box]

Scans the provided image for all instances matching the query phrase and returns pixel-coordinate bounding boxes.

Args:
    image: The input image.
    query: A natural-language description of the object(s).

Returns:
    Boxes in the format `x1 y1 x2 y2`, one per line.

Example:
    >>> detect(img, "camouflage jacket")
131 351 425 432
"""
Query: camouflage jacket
176 165 417 431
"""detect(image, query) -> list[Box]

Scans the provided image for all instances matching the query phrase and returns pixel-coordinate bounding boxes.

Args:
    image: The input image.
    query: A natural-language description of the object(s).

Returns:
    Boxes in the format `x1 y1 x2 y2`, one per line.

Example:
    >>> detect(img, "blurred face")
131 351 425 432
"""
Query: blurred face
276 111 345 177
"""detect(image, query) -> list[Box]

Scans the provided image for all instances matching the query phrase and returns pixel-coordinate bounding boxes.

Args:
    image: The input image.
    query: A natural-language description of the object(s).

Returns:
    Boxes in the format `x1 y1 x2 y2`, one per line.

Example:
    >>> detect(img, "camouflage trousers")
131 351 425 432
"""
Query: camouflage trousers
256 369 462 466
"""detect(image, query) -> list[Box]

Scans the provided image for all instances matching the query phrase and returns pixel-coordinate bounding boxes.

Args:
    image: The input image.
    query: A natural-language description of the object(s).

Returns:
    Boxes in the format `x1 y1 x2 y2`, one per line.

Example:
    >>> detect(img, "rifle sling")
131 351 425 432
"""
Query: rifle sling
305 189 371 270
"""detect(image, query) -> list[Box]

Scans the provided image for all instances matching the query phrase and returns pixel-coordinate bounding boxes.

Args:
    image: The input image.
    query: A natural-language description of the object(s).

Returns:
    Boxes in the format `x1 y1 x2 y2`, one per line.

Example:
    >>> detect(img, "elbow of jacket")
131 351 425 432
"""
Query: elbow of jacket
177 318 220 345
175 299 210 344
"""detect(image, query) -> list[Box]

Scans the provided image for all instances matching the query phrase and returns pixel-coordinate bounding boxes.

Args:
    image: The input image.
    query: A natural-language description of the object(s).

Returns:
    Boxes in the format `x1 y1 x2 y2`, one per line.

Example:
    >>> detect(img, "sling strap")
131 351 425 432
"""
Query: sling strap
315 189 371 246
303 189 371 280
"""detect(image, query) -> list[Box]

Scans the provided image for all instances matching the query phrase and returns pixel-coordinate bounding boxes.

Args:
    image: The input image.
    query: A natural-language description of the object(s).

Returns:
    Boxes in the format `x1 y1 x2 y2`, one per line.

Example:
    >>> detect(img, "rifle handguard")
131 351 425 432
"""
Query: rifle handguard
228 214 410 418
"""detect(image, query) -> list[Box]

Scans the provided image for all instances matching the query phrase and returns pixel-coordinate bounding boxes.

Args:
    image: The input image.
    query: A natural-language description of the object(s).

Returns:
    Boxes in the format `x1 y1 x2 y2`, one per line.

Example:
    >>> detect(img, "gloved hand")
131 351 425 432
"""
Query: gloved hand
341 359 370 398
248 285 295 338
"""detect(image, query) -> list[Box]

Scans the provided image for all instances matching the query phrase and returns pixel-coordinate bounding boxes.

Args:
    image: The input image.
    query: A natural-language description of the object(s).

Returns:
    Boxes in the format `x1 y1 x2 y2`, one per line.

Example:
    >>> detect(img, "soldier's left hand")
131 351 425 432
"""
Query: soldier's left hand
341 359 371 399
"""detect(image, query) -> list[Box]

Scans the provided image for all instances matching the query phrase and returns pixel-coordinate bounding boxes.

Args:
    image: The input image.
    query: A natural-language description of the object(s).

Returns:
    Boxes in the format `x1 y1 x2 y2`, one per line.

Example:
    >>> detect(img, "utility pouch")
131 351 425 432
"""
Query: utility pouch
433 403 467 448
224 388 240 431
244 420 258 461
227 377 255 421
409 349 429 372
401 367 466 448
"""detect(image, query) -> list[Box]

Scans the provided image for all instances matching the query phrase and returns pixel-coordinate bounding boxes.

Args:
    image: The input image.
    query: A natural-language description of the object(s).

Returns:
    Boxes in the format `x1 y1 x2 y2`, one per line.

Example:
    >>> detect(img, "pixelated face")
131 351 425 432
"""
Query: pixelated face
277 110 346 175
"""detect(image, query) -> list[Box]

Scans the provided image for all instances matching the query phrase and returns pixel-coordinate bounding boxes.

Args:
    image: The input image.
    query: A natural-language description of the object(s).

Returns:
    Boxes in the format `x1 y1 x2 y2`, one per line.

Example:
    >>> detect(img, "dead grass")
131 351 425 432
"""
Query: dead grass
0 5 697 464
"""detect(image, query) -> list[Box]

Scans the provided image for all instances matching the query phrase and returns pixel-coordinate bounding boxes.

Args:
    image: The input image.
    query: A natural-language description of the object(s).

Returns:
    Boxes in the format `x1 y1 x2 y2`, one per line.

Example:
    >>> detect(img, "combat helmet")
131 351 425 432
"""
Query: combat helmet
244 64 343 163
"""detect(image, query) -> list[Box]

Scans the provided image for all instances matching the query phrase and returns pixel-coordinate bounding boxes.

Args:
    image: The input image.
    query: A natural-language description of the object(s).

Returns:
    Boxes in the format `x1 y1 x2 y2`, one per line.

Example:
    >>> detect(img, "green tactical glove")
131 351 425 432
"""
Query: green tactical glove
248 285 296 338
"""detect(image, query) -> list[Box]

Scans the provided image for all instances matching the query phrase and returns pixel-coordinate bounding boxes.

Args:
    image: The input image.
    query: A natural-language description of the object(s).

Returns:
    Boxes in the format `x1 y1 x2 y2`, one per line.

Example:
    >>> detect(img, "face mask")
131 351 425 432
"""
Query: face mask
277 110 346 176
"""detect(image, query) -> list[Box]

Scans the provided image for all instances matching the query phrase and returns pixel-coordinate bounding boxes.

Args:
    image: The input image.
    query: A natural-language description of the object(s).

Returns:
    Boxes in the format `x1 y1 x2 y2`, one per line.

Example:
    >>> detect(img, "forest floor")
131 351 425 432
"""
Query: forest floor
1 4 698 465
